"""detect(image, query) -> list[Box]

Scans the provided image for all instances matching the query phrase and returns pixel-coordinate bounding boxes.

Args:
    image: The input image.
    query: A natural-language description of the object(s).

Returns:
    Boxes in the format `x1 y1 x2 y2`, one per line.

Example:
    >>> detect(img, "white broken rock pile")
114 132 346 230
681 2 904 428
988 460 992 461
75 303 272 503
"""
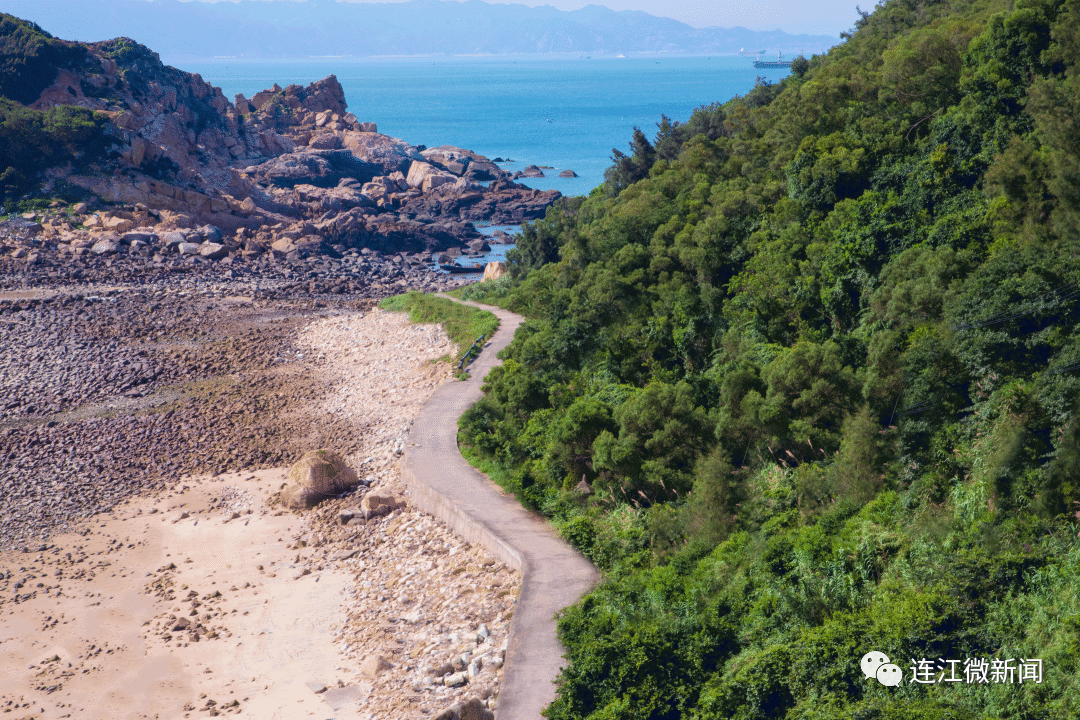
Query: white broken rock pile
285 308 518 718
301 502 517 718
297 308 460 476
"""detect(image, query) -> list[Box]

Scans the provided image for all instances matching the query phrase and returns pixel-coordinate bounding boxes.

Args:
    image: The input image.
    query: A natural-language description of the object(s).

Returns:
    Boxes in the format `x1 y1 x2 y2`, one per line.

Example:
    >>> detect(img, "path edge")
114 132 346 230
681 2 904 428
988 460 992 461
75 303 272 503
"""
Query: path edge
398 295 600 719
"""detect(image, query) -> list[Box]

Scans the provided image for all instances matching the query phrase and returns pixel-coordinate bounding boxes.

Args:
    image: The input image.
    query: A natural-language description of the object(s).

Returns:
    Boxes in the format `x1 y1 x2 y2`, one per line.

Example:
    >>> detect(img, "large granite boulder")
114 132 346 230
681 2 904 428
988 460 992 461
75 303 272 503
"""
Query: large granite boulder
421 146 473 175
483 261 508 281
91 239 120 255
245 150 382 189
462 160 504 182
306 131 344 150
467 237 490 253
360 489 407 519
401 177 560 224
342 132 425 175
514 164 545 178
281 450 360 509
421 145 506 182
406 161 457 191
358 654 392 679
198 242 228 260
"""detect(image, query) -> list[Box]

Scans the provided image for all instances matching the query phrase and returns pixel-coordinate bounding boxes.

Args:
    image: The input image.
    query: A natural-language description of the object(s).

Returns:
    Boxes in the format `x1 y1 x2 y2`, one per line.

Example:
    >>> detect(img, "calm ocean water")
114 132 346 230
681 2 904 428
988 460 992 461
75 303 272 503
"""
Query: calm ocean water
180 56 791 197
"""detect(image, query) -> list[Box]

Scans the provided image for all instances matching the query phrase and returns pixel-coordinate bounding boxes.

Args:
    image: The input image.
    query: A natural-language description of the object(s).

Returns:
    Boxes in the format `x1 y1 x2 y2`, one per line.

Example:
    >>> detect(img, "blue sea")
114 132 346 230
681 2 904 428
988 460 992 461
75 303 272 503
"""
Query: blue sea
180 56 791 197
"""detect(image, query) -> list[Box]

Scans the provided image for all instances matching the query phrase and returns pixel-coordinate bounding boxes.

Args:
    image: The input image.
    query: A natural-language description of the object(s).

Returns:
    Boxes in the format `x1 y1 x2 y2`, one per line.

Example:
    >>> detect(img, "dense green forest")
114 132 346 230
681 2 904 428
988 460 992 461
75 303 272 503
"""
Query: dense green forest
455 0 1080 717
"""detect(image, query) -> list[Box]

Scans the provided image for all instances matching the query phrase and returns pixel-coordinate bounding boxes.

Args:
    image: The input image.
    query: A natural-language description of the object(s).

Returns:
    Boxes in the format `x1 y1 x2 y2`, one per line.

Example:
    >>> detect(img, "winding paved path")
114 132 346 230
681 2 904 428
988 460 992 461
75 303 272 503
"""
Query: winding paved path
399 297 600 720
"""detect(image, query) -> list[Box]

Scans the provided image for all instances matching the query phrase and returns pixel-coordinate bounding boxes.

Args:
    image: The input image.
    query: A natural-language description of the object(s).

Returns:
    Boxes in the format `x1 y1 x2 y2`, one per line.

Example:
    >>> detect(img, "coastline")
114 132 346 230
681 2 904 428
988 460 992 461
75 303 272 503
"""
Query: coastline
177 55 788 198
0 305 520 719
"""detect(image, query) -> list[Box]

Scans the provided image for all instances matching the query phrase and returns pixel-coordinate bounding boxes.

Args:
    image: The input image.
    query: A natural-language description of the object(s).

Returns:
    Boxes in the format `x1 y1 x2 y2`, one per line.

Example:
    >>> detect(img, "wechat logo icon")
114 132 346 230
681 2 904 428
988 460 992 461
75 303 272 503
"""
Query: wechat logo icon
862 651 903 687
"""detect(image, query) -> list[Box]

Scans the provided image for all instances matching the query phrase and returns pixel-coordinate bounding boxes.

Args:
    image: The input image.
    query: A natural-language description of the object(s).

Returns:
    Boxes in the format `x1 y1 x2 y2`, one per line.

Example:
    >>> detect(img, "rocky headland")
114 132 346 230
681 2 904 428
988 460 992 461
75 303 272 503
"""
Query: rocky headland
4 26 560 274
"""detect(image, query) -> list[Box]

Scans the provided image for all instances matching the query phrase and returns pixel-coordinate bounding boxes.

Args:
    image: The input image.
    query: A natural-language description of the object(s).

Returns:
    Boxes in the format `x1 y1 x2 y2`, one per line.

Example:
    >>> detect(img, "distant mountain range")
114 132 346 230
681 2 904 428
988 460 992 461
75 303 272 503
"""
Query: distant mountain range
7 0 839 59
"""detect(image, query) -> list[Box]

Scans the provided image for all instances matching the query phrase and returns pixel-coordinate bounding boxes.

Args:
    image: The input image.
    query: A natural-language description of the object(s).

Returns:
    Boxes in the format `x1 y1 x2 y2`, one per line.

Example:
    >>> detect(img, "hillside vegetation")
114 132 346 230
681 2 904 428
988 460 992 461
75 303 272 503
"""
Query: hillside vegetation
0 14 110 203
456 0 1080 717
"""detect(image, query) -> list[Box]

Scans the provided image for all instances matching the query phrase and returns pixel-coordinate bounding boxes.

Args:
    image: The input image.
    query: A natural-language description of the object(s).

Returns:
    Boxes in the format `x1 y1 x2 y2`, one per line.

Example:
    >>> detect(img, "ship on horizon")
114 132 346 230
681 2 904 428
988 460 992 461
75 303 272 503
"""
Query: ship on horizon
752 50 794 69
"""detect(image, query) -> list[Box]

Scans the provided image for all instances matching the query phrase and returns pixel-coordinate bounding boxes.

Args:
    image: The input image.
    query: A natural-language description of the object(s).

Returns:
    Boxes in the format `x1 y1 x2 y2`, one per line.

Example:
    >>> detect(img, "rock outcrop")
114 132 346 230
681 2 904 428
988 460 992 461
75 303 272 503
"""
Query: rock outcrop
234 75 348 124
513 164 546 179
281 450 360 509
401 178 561 224
421 146 505 182
482 261 508 281
7 22 562 262
244 150 383 189
342 132 426 175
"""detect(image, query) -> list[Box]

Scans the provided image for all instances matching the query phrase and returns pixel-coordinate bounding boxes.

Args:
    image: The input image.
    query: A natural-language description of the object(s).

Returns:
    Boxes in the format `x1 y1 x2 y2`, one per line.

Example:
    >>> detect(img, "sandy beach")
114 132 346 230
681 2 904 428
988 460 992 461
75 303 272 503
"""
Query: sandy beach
0 307 519 719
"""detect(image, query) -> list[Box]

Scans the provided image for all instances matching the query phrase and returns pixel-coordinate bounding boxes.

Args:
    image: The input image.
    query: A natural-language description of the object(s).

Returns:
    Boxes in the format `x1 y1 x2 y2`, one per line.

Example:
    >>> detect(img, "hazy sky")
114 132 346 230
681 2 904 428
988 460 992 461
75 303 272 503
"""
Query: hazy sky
193 0 861 37
478 0 859 35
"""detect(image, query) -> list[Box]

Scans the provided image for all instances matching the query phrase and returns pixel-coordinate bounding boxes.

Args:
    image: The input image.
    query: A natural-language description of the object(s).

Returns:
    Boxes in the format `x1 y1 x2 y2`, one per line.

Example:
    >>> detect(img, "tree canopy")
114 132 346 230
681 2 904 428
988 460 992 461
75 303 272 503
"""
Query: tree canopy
456 0 1080 717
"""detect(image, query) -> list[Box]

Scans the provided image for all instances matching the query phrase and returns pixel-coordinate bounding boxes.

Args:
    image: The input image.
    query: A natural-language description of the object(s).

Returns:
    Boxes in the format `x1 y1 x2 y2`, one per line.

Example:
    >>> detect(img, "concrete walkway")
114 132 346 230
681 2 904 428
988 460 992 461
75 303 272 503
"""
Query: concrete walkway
400 296 601 720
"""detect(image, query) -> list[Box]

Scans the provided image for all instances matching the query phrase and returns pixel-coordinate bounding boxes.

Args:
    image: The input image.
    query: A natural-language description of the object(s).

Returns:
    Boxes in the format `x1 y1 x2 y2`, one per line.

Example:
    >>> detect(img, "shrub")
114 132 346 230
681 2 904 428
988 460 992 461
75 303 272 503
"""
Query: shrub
0 98 110 200
0 13 89 104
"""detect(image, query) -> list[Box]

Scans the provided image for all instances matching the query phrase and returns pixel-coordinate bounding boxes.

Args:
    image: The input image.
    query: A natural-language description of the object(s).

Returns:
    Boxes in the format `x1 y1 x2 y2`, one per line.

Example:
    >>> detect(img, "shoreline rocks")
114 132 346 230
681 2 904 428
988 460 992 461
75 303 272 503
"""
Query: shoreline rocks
0 304 521 719
17 32 560 261
512 164 545 179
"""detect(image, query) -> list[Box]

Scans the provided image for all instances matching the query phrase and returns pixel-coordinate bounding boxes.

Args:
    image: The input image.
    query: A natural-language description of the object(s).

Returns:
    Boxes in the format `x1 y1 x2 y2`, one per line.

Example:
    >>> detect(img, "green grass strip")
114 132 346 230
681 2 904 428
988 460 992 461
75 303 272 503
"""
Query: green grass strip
378 291 499 365
445 275 514 308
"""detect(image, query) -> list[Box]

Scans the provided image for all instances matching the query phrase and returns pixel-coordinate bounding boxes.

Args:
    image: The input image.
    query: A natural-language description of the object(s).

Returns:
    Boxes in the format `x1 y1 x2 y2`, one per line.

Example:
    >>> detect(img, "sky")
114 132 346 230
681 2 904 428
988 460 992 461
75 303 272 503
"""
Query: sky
191 0 864 37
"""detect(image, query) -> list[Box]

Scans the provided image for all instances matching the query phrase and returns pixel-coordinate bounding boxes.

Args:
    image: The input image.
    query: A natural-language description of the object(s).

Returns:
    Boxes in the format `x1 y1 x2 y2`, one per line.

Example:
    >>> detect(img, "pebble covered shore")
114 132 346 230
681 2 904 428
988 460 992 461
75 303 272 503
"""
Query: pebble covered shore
0 258 519 719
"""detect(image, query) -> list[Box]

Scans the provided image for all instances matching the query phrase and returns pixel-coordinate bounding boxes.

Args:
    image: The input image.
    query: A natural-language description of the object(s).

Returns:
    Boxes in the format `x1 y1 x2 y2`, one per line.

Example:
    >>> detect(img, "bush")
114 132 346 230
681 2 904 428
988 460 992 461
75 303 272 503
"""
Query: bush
456 0 1080 716
0 98 110 200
